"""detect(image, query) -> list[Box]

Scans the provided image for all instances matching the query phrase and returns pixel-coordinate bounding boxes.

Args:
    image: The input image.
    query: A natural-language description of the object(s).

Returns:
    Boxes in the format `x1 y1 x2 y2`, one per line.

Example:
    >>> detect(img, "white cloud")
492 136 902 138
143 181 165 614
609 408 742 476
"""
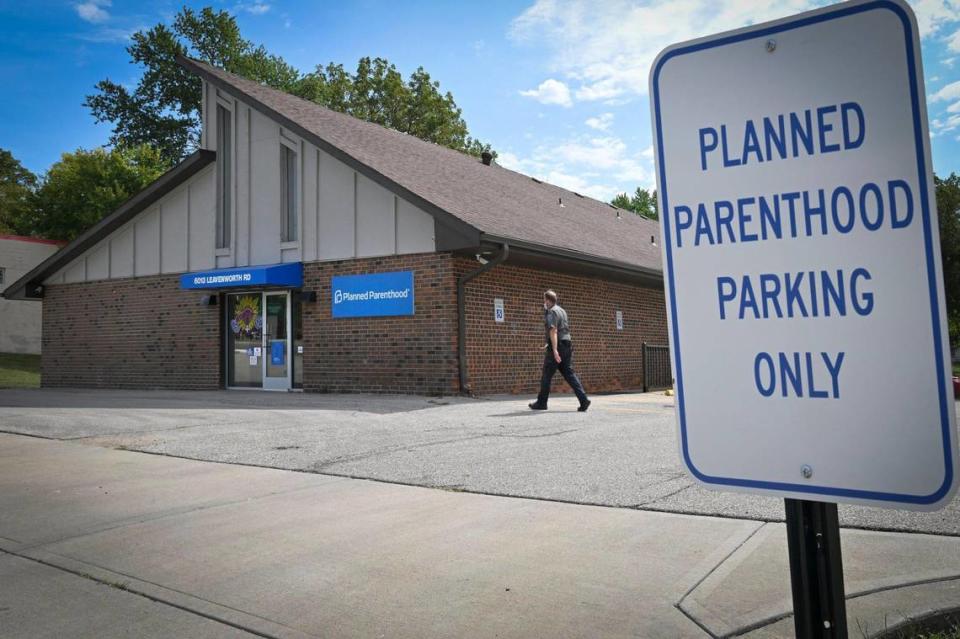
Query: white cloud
554 137 629 171
511 0 960 104
585 112 614 130
932 113 960 132
498 135 655 201
520 78 573 107
76 26 137 43
542 171 619 201
928 81 960 118
75 0 110 23
912 0 960 37
235 1 271 15
948 27 960 52
496 151 524 171
504 0 960 198
510 0 818 103
930 80 960 102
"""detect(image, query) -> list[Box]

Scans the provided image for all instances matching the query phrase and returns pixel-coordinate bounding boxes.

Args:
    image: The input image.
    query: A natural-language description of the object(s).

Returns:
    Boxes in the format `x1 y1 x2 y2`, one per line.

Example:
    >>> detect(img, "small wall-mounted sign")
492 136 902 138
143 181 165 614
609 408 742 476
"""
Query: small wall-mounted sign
494 298 505 323
616 310 624 331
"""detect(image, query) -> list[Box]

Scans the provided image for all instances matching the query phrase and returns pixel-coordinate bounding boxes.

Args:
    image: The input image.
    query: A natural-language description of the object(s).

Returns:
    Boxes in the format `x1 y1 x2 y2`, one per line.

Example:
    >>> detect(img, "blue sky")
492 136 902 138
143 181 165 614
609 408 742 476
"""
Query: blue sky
1 0 959 202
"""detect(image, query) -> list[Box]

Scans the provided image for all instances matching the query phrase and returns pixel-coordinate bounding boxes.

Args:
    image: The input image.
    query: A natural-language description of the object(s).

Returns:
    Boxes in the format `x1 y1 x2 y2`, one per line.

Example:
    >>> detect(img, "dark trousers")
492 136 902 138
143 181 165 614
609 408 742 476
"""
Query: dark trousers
537 341 588 406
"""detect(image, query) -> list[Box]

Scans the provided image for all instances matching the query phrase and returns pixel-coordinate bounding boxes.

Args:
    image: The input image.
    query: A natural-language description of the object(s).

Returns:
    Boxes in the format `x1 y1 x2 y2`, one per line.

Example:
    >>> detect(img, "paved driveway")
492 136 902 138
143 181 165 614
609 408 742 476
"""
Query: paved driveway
1 388 958 535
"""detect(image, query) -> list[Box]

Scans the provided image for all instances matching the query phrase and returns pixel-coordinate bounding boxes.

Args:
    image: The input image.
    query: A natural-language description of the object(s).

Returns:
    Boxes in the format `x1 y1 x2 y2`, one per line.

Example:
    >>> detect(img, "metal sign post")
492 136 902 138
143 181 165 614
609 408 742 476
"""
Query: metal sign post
785 499 847 638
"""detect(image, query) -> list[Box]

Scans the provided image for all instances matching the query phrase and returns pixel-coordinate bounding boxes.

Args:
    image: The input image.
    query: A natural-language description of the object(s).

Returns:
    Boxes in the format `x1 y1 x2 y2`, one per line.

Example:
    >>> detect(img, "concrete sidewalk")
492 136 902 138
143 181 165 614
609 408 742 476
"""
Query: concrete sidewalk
3 388 959 536
2 433 959 638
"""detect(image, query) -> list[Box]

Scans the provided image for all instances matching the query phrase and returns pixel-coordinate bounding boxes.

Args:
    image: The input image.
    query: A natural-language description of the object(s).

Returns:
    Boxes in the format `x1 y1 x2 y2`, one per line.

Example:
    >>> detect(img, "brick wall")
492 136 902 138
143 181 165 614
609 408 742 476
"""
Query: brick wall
39 254 666 396
301 253 460 394
42 275 221 389
457 258 668 396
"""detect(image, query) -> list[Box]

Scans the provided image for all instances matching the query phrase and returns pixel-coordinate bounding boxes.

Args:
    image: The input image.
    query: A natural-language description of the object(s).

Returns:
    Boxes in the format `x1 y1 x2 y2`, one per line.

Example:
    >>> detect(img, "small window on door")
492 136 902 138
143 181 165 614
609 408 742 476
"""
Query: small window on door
281 144 298 242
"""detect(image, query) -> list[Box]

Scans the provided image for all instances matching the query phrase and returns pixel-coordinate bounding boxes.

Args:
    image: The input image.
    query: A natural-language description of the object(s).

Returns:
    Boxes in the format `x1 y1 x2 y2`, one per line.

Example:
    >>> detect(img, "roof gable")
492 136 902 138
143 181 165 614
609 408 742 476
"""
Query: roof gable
2 150 215 300
181 57 662 277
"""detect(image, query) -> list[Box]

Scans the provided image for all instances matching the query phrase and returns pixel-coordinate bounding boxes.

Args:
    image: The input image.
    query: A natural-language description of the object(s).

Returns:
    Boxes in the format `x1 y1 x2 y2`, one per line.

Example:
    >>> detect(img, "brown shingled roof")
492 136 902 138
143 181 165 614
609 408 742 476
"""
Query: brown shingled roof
180 57 662 277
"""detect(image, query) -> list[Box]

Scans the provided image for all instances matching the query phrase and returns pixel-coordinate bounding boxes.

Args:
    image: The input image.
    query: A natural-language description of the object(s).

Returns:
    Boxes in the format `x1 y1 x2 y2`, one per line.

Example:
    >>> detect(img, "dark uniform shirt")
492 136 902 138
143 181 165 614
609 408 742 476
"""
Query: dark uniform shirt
544 304 572 344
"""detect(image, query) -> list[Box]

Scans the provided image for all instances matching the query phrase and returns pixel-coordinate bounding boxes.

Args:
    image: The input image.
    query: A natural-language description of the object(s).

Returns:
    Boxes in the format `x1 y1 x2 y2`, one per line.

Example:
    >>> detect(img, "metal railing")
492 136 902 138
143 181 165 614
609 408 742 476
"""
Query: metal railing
642 342 672 392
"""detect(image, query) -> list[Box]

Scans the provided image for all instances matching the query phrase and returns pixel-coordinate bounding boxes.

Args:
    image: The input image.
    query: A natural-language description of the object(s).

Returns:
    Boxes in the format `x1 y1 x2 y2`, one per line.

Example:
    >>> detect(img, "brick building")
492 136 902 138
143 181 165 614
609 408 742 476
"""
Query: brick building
3 57 667 396
0 235 65 354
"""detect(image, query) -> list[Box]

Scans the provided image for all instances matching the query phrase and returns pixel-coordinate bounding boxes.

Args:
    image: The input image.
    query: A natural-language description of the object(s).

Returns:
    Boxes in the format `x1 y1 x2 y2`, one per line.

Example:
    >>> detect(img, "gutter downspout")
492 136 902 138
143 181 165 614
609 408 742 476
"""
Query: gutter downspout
457 243 509 395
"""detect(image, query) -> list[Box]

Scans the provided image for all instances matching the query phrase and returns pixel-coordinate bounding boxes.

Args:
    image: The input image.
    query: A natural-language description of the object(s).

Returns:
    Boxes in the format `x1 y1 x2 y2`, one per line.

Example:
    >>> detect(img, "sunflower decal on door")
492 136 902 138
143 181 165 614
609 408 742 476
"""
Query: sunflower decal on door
231 295 263 336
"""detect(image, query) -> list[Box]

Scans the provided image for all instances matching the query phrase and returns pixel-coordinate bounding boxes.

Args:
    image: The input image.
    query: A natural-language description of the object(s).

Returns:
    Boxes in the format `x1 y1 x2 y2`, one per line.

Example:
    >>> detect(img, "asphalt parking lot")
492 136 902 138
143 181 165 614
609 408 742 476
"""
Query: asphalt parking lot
1 388 958 536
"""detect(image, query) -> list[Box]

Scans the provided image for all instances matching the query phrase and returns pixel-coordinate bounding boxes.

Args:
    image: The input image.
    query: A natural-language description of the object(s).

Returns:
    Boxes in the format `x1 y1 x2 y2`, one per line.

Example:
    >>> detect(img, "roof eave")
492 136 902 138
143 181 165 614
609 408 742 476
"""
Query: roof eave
2 150 216 301
479 234 663 286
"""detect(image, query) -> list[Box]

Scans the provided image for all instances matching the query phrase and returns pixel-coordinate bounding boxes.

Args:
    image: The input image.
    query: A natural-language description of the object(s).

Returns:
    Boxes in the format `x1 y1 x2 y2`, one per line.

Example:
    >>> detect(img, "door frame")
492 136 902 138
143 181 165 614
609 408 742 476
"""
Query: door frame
224 289 293 391
261 291 292 391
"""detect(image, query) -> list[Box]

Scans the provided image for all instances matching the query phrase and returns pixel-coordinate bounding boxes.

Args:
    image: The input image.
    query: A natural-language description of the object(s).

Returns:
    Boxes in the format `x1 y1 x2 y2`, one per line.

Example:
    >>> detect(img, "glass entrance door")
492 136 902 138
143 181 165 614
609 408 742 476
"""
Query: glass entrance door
262 292 291 390
226 293 264 388
226 291 292 391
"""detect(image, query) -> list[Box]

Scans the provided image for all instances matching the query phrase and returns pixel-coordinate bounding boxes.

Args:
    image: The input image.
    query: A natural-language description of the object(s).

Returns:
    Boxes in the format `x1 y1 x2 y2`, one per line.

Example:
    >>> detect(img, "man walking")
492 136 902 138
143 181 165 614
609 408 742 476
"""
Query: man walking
529 290 590 412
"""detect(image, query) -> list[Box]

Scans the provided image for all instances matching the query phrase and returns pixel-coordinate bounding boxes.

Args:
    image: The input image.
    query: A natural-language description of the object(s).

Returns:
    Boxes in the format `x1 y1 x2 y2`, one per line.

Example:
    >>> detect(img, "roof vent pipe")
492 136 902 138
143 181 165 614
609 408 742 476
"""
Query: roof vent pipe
481 151 493 166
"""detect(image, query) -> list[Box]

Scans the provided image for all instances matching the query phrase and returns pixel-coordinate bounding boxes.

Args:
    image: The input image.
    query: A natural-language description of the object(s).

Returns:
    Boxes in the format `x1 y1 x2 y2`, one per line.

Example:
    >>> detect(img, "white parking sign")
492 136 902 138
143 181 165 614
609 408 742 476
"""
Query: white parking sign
494 298 505 323
650 0 958 509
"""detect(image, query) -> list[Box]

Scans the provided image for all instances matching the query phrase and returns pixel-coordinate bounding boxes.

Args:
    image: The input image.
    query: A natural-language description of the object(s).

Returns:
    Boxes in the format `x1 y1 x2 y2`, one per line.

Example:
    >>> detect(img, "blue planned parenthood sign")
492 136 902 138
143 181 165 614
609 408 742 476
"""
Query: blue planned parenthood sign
180 263 303 289
331 271 415 318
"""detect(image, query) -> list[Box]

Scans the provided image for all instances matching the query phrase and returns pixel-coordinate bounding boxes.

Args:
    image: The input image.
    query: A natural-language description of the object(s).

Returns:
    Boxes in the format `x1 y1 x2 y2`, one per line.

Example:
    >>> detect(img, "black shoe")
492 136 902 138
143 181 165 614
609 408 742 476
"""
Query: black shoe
578 399 591 412
529 402 547 410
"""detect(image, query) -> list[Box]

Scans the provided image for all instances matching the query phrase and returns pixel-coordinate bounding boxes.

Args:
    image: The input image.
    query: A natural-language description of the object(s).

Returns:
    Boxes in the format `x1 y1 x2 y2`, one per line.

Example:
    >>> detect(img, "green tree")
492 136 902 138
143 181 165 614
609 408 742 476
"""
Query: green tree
85 8 299 162
86 7 492 165
936 173 960 349
294 58 494 158
0 149 38 235
22 145 168 242
611 187 658 219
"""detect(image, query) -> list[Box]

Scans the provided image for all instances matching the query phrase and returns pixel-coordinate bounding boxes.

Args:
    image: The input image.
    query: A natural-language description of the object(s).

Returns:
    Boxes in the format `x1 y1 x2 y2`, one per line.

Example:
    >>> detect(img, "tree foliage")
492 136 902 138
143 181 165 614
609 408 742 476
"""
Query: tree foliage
86 7 492 165
611 187 658 219
7 146 168 242
0 149 38 234
936 173 960 349
294 58 494 158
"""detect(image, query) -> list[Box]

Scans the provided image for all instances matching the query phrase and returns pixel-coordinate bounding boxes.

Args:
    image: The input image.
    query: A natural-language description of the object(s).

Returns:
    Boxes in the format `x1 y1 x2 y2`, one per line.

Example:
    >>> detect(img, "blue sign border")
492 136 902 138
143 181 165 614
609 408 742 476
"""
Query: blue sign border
651 1 954 505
